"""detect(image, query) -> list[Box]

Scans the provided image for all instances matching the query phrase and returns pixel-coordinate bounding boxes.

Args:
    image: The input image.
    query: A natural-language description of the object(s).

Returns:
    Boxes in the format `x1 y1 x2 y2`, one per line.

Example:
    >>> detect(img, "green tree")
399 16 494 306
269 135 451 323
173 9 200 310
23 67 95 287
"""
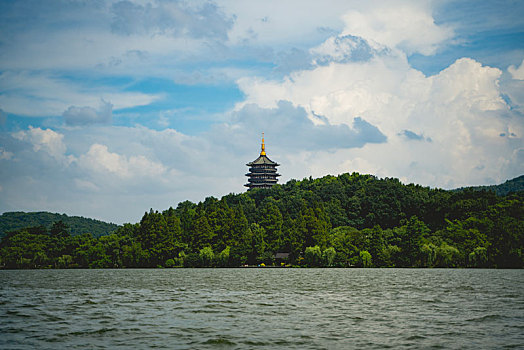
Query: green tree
207 199 234 250
359 250 372 268
420 243 437 267
32 251 50 267
297 208 331 251
304 245 322 267
57 254 73 268
328 226 362 262
191 216 214 251
228 207 250 251
439 218 489 266
0 228 51 268
366 225 386 266
322 247 336 267
398 216 429 266
248 223 266 265
257 199 283 252
50 221 69 239
485 198 523 268
217 246 231 267
165 211 184 252
383 244 402 267
468 247 488 268
199 246 215 267
137 209 174 266
435 243 460 267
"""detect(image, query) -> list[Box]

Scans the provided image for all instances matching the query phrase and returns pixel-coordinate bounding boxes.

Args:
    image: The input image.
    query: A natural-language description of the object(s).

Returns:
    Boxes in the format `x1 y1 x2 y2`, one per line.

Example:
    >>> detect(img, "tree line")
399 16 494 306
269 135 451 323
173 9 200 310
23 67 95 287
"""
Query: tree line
1 173 522 268
0 211 118 238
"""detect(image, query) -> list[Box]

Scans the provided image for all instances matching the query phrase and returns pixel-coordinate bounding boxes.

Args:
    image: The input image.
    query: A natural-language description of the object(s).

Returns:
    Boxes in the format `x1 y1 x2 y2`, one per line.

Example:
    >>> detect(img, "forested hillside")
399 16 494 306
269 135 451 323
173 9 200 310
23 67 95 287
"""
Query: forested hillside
0 212 118 238
1 173 522 269
454 175 524 195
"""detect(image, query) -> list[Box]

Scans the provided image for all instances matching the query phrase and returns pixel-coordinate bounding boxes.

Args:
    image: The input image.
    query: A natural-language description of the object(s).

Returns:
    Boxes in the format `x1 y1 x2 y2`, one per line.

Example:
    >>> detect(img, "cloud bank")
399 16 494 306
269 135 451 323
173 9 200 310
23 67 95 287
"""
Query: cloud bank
63 100 113 126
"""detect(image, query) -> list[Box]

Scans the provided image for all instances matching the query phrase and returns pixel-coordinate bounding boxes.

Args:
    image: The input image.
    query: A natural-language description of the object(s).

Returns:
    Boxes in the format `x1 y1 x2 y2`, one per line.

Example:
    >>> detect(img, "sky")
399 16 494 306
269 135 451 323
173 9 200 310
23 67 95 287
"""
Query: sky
0 0 523 224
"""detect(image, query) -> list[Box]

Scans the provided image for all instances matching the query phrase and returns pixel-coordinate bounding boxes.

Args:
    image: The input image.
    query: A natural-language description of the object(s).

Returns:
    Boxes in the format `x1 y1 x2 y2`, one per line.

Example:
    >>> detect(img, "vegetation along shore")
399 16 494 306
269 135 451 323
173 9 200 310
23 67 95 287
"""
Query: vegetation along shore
1 173 522 269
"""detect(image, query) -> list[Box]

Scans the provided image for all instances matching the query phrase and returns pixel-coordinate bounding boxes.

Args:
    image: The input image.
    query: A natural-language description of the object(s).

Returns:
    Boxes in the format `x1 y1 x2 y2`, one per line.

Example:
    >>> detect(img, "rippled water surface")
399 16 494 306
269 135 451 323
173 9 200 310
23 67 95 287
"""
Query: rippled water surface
1 269 523 349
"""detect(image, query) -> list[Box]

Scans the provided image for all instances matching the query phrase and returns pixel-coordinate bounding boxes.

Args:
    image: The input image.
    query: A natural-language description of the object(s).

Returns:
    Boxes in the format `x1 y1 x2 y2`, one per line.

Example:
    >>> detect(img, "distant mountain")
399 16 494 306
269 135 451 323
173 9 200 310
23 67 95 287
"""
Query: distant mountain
0 211 119 238
454 175 524 196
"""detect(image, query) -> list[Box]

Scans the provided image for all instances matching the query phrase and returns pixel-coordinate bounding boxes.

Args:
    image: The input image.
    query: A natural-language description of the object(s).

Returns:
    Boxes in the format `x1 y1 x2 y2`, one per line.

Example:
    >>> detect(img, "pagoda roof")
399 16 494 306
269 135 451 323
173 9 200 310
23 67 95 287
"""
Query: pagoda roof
246 155 279 166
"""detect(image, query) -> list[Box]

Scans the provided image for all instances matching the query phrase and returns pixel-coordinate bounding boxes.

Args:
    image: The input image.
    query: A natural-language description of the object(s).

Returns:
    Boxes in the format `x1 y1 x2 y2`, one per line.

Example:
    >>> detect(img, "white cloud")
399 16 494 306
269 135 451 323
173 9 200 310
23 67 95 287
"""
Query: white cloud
63 100 113 126
310 35 379 65
341 2 453 55
508 59 524 80
0 0 456 122
236 40 522 188
78 143 166 179
110 0 234 40
0 148 14 160
216 101 386 153
0 125 245 223
0 0 522 225
74 179 100 192
0 71 160 117
237 53 422 133
0 1 235 73
12 126 75 165
430 58 505 111
223 0 347 47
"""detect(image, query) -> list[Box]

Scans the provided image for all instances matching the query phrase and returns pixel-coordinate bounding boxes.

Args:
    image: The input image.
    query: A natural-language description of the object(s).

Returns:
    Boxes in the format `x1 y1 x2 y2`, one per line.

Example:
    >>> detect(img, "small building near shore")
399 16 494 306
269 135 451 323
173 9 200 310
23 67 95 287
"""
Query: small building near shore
274 252 290 261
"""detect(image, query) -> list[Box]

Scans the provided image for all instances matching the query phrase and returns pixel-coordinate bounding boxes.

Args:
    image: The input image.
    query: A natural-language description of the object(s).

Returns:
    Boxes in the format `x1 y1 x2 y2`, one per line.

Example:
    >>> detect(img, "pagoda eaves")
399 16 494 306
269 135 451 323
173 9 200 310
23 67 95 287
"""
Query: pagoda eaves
245 134 280 190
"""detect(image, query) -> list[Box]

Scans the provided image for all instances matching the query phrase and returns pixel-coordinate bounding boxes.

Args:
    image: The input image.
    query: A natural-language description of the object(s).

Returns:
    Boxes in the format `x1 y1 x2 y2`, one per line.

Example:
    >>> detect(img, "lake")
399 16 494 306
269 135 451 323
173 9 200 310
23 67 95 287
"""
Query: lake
1 268 523 349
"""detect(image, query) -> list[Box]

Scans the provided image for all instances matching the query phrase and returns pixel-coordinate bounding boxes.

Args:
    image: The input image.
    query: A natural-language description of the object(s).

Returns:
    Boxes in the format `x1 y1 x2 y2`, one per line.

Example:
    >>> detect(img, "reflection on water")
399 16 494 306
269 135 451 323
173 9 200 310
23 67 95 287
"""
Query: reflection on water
1 268 523 349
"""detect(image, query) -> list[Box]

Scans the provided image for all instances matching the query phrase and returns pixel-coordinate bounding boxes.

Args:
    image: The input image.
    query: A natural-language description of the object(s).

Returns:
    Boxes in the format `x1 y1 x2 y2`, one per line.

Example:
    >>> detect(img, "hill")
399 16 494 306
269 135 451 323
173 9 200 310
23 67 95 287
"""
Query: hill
0 211 118 238
1 172 522 269
454 175 524 195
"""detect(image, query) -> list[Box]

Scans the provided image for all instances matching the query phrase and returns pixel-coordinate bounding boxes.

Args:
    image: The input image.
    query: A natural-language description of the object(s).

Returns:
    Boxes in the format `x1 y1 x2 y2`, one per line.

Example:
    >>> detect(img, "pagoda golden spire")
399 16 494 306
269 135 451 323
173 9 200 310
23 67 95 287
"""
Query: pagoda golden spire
245 131 280 190
260 132 266 156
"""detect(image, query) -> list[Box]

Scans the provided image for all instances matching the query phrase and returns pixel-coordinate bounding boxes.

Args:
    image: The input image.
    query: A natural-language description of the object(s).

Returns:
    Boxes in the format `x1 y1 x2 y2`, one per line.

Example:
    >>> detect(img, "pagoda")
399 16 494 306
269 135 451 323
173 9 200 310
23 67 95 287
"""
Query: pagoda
245 133 280 190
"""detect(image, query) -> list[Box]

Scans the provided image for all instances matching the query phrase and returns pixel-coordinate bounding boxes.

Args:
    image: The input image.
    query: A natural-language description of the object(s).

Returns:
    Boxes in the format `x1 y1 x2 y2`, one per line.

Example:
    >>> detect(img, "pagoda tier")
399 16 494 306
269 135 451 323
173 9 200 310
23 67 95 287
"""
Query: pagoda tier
245 134 280 190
